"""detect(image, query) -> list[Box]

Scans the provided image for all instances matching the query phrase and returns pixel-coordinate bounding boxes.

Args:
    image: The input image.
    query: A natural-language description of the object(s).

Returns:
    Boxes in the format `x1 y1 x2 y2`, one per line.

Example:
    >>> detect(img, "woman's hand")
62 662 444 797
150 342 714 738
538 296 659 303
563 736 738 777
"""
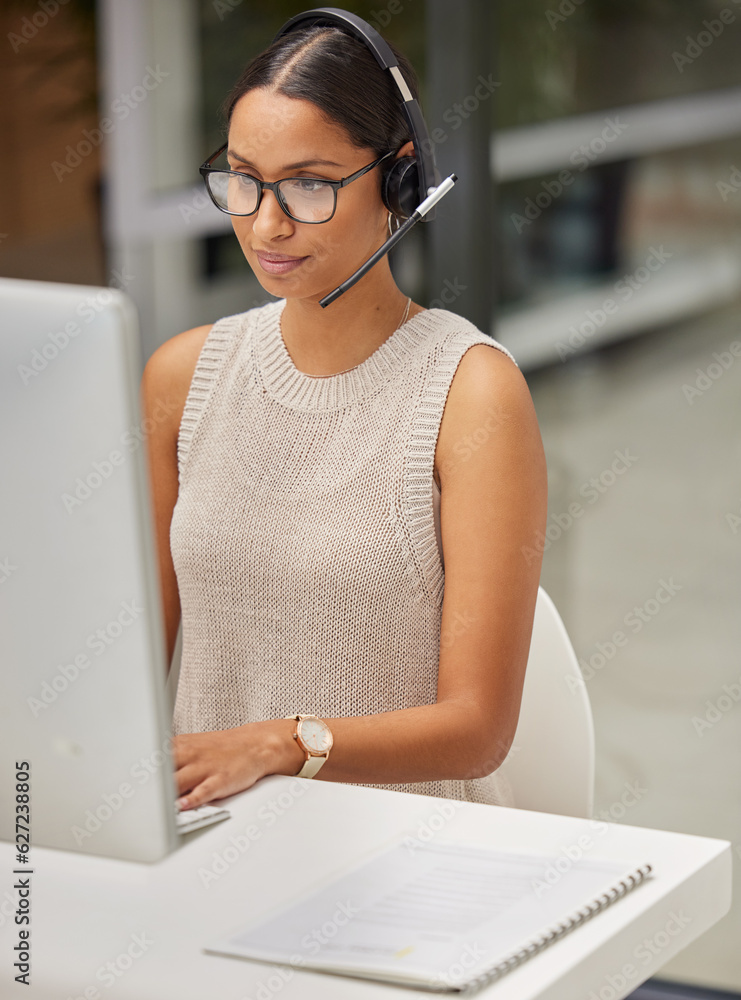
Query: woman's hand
172 718 304 809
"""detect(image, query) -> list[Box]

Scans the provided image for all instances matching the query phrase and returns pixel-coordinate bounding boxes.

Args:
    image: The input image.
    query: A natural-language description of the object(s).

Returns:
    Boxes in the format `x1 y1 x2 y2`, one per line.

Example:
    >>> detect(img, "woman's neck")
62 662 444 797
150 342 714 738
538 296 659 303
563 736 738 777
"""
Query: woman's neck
279 267 421 378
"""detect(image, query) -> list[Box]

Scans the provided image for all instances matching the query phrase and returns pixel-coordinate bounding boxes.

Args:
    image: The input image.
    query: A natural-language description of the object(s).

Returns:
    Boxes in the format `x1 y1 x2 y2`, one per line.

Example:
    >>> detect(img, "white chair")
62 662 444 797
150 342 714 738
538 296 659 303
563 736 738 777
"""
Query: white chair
496 587 595 818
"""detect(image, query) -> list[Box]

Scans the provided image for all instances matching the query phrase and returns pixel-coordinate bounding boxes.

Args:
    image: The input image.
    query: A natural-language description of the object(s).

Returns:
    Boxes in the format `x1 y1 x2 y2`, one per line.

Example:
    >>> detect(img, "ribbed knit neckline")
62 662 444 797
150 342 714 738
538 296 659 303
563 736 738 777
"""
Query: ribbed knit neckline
255 298 437 411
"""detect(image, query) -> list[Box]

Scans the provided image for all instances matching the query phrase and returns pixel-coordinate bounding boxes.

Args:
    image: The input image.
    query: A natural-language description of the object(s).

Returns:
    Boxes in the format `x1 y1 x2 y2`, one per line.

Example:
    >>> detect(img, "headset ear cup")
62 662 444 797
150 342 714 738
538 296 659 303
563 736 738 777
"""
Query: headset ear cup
382 157 420 220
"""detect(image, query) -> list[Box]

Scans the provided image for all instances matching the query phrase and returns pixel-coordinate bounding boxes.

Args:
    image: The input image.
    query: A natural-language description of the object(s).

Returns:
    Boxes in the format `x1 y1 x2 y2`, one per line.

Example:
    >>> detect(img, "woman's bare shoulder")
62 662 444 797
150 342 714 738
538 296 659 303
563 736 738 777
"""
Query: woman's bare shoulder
141 323 214 421
435 340 542 491
442 341 532 443
143 323 213 389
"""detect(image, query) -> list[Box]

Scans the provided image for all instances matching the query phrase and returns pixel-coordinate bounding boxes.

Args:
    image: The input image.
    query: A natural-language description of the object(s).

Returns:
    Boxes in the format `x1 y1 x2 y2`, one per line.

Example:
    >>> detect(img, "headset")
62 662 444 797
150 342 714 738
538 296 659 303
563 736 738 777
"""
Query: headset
273 7 457 307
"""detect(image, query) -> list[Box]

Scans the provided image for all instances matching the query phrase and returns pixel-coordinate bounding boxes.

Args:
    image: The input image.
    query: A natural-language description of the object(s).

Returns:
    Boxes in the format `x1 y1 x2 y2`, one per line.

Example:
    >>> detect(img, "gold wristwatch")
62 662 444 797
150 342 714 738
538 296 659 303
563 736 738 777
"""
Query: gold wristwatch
283 714 333 778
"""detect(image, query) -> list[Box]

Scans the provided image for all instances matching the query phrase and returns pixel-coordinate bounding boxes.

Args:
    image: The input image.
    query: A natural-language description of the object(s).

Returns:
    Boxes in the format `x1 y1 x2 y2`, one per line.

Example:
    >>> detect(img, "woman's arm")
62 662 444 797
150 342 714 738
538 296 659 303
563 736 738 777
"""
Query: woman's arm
174 344 548 807
139 325 213 669
298 343 546 782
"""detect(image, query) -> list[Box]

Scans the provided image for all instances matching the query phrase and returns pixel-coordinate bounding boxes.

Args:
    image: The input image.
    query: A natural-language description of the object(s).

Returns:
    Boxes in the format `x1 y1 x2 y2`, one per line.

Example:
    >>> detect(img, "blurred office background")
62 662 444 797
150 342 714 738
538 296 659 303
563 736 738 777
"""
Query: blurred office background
1 0 739 993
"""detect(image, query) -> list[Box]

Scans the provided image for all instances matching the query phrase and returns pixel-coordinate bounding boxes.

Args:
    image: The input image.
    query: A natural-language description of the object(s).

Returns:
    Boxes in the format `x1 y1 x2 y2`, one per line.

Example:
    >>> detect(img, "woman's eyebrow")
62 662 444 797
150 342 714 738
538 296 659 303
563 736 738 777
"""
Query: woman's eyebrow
227 149 343 170
284 158 343 170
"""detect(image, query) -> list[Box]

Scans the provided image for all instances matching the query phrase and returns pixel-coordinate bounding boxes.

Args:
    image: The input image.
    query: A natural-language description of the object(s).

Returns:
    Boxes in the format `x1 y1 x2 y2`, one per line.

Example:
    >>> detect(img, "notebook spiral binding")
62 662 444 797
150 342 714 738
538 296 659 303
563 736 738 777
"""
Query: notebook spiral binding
436 862 655 995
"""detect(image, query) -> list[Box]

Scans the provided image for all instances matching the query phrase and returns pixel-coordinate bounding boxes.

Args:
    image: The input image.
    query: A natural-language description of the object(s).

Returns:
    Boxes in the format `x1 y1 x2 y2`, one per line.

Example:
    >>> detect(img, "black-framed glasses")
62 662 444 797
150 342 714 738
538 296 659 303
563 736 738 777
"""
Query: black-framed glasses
199 144 395 224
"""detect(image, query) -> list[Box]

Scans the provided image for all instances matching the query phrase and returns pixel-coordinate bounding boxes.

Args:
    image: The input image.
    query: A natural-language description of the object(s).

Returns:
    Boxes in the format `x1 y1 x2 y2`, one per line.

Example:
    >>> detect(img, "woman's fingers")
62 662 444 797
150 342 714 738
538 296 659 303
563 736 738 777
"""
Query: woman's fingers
172 727 264 808
176 771 222 810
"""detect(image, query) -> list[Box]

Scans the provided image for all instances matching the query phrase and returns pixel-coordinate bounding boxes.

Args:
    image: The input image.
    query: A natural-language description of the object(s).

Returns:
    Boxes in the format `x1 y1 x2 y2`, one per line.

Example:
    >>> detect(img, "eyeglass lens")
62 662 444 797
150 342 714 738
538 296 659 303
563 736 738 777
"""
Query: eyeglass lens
207 172 336 222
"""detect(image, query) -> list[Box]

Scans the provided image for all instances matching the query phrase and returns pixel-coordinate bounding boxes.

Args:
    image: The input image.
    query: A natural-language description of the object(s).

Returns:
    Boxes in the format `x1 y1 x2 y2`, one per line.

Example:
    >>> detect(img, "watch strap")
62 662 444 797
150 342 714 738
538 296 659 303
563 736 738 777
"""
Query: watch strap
296 754 328 778
283 714 331 778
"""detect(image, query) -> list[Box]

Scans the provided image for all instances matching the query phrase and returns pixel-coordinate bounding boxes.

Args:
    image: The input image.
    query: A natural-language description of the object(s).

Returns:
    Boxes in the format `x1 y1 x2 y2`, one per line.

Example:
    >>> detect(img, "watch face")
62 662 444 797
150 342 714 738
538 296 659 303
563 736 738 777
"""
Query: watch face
299 717 333 753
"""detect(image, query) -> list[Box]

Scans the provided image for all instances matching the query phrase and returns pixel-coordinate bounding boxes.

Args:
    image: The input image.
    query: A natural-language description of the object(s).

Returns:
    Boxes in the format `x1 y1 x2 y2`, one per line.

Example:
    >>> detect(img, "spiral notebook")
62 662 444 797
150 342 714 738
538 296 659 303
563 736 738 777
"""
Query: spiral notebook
205 838 652 993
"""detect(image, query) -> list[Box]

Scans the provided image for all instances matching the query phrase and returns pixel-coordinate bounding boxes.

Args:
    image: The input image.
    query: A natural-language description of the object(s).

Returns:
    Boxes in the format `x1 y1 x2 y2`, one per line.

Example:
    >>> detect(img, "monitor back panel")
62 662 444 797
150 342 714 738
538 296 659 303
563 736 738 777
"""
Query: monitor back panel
0 278 177 862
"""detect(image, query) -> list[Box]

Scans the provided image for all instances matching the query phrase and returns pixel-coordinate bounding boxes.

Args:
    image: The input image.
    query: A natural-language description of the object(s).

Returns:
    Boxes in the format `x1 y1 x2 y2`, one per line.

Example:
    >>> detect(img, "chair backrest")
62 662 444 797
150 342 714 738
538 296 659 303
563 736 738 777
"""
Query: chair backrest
496 587 595 818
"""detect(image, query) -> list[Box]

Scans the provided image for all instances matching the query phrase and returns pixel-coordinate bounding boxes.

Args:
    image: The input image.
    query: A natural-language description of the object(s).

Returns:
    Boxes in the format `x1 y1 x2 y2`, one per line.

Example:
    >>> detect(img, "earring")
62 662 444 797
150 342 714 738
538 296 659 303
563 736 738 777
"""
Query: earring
387 212 399 236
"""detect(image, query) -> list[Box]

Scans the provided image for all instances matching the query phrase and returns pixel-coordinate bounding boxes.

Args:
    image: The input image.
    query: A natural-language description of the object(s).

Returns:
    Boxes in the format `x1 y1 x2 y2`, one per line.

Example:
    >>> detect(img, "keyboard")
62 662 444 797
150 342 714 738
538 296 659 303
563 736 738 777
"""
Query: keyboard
175 803 231 835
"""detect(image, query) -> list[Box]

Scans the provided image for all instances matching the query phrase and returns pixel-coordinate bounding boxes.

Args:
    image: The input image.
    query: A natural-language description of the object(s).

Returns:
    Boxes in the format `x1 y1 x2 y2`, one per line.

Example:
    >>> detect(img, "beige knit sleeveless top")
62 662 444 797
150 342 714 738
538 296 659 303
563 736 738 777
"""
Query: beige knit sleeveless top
170 299 518 808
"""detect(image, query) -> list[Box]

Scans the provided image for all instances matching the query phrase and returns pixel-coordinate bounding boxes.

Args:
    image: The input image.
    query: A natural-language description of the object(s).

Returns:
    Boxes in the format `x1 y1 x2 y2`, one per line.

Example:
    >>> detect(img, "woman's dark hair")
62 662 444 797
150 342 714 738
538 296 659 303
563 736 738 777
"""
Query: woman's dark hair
221 26 420 159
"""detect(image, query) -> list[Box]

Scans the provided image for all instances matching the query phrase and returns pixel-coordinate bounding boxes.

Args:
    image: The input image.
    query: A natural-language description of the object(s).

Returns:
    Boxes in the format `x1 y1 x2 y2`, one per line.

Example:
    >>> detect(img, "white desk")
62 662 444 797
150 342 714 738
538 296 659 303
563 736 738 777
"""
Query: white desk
0 775 731 1000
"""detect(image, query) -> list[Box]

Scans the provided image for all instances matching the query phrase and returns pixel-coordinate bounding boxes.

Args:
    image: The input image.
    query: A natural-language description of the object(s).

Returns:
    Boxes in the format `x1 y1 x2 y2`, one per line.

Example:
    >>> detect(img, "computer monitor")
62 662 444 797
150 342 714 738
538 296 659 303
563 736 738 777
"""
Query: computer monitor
0 277 181 862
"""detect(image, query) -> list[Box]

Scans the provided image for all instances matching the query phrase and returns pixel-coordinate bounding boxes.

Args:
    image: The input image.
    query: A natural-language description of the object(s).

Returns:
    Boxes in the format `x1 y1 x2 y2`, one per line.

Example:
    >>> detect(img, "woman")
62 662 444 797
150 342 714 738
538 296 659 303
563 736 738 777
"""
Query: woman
141 14 547 811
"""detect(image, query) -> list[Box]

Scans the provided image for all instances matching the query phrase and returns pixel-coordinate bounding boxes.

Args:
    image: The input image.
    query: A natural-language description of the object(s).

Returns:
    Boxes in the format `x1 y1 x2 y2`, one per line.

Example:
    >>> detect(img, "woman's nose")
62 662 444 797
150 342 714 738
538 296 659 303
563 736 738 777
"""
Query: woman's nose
251 188 294 240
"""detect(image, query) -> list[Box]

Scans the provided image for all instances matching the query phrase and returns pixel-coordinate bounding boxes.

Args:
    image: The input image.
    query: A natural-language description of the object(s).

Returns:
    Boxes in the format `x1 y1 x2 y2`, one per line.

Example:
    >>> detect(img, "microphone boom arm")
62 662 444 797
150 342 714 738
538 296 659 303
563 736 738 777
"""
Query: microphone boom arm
319 174 458 308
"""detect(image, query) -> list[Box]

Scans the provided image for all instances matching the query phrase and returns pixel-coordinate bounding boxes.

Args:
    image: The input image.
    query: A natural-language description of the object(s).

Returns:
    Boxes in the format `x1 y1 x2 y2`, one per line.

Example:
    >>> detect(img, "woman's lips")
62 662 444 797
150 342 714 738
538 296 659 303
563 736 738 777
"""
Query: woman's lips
255 251 308 275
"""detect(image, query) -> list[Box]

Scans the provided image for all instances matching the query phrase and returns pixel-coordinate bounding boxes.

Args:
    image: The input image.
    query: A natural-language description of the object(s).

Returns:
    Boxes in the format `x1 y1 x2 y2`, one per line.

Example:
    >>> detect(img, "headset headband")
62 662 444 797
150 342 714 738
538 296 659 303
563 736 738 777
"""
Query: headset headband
273 7 439 220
